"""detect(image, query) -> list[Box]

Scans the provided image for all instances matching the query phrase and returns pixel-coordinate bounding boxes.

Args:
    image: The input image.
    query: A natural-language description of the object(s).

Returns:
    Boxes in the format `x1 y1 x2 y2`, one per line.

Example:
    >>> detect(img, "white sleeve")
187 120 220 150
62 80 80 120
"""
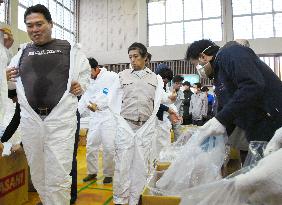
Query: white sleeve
108 74 123 114
76 50 91 94
78 91 90 117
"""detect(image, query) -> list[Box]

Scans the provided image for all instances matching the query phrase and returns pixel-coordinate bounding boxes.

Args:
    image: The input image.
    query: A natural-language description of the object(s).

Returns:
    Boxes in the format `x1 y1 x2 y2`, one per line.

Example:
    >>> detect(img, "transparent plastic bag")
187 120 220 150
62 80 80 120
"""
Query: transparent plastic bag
158 127 198 163
155 133 226 194
243 141 267 167
179 144 282 205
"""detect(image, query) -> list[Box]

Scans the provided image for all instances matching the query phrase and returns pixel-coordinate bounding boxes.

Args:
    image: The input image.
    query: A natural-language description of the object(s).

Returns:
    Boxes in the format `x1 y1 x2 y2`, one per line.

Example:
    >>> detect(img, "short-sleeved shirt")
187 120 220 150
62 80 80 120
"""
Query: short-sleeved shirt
19 39 71 110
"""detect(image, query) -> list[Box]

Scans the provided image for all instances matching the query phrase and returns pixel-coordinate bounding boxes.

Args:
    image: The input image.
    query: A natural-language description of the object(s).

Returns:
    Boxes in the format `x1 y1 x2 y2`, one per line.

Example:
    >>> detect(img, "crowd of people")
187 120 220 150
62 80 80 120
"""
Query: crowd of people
1 2 282 205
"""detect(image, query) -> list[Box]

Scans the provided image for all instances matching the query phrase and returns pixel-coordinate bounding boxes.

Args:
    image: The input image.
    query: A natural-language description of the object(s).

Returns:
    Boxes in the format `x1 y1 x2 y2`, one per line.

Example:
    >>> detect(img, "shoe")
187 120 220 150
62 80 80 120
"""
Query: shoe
36 202 43 205
83 174 97 182
103 176 113 184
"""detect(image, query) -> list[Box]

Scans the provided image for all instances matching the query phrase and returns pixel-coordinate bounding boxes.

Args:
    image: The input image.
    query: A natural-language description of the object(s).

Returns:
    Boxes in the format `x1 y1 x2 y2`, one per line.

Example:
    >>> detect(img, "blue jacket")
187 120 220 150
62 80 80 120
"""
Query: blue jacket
214 44 282 142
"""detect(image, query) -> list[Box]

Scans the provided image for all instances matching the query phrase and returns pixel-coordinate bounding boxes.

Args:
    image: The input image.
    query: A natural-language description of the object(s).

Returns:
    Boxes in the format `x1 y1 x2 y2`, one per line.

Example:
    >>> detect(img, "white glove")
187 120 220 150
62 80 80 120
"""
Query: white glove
234 149 282 204
264 127 282 156
2 142 12 156
196 117 226 145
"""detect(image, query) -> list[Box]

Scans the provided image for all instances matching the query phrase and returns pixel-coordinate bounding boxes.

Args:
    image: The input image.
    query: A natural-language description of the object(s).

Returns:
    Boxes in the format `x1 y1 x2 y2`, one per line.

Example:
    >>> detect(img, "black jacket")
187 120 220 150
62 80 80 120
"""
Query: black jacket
214 44 282 142
182 89 193 119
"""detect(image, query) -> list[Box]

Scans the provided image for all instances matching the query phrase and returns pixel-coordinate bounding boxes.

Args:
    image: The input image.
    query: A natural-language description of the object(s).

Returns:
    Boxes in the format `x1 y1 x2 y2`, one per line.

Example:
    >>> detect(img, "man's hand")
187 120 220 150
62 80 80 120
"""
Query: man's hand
0 143 3 156
11 144 23 154
168 108 181 124
196 117 226 145
6 67 19 82
87 101 98 112
264 127 282 156
70 81 82 96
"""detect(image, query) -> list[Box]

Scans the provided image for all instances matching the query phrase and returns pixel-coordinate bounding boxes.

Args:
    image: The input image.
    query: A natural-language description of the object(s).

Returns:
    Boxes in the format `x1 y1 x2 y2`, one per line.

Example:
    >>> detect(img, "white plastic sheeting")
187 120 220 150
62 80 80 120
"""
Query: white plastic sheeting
156 133 226 194
179 141 282 205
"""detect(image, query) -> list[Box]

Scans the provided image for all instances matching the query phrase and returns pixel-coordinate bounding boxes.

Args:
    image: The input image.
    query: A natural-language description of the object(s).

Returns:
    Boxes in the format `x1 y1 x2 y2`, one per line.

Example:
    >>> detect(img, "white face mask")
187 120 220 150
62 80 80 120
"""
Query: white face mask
196 63 208 79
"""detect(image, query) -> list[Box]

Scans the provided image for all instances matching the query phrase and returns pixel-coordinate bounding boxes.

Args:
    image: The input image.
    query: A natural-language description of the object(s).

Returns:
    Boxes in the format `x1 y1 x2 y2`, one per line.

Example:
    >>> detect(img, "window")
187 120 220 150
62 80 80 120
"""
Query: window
232 0 282 39
18 0 77 43
0 0 9 23
147 0 222 46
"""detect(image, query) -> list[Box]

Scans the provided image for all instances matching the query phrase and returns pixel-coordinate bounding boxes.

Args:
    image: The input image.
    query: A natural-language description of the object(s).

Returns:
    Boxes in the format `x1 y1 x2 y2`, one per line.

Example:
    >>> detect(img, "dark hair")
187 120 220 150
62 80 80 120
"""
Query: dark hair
155 63 168 74
194 82 202 89
172 75 184 83
128 42 147 58
185 39 220 60
88 57 99 69
182 81 191 87
146 52 152 62
24 4 52 23
201 86 209 92
157 66 173 81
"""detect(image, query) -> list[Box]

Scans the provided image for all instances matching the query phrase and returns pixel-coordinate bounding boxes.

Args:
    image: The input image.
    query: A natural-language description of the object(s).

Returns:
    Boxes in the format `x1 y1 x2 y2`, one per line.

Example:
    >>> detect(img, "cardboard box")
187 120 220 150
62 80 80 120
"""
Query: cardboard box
79 128 88 146
141 170 181 205
0 151 28 205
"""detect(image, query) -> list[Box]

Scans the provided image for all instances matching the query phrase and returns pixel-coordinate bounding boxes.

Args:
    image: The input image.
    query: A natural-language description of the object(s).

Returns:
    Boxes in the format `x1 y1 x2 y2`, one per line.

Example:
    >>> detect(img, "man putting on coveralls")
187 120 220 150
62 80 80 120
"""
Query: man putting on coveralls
79 57 117 184
6 4 90 205
110 42 176 205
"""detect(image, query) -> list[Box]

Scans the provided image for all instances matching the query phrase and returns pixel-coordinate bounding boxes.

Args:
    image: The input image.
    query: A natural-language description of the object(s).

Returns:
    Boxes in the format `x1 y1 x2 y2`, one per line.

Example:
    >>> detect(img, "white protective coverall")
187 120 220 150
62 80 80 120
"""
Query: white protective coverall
0 31 8 130
110 73 170 205
8 43 90 205
78 67 117 177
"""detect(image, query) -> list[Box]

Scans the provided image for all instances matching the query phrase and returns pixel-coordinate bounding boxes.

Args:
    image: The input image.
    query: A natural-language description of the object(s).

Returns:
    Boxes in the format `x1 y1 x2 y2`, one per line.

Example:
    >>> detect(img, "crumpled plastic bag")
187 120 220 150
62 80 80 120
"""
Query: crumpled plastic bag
179 141 282 205
155 133 226 194
158 127 198 163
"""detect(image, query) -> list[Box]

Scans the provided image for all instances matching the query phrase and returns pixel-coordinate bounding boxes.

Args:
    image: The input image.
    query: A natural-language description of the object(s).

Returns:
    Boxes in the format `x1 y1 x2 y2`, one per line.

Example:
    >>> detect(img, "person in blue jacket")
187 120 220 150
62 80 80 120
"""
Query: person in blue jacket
185 39 282 144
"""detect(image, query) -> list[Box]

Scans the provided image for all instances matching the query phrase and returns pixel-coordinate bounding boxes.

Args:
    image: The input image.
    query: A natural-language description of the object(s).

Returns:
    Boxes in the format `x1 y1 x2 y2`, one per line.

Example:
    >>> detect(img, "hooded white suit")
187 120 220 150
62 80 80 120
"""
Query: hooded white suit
8 42 90 205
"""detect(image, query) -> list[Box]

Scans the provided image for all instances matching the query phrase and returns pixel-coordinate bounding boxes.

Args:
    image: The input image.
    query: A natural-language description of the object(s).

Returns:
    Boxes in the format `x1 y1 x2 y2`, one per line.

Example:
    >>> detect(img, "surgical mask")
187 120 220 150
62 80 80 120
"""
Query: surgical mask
196 63 209 78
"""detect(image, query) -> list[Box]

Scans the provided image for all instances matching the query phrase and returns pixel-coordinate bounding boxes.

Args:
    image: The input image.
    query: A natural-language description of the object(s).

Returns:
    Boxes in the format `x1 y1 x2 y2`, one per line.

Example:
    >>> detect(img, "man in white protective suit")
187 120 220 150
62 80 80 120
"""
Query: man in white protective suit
6 4 90 205
110 42 176 205
78 57 117 184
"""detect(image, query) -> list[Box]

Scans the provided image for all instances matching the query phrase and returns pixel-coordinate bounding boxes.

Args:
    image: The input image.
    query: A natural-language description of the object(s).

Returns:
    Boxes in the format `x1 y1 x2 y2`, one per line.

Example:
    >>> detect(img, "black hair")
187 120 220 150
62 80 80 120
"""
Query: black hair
158 68 173 81
128 42 147 58
185 39 220 60
88 57 99 69
172 75 184 83
146 52 152 62
201 86 209 92
24 4 52 23
194 82 202 89
182 81 191 87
